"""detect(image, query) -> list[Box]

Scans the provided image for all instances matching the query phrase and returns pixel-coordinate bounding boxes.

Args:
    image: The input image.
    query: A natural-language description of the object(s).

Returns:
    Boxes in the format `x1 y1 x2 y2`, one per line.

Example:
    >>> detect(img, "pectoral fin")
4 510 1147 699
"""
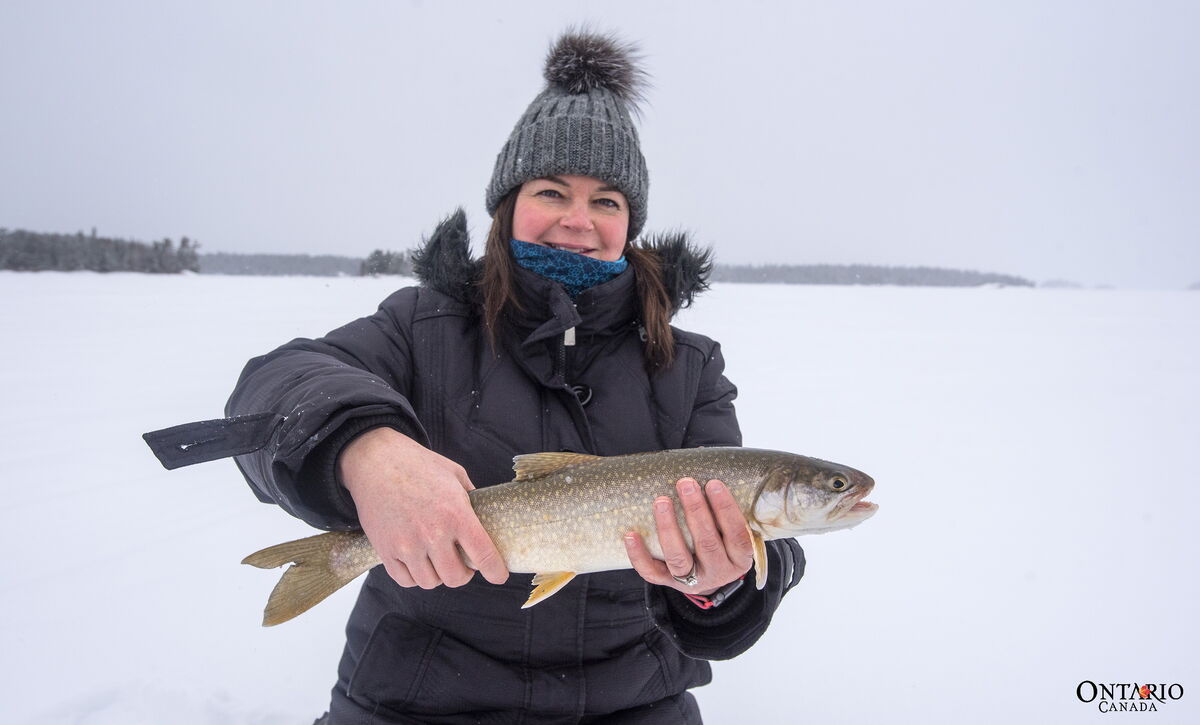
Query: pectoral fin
749 526 768 590
522 572 577 609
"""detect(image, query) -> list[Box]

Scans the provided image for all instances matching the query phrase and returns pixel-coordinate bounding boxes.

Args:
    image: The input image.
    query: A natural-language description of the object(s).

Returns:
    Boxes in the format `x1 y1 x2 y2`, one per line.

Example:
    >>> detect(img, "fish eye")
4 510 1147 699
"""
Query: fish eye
830 478 848 491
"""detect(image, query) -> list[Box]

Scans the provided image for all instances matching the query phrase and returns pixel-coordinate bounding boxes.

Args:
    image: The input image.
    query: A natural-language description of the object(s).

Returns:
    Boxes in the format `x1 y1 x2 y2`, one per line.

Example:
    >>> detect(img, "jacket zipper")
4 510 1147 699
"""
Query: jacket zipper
556 329 571 382
557 301 577 382
557 319 597 453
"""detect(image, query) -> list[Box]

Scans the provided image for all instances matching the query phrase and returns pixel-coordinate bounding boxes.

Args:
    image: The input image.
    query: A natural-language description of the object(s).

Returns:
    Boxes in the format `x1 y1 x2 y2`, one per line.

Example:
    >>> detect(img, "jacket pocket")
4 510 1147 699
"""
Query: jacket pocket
347 614 443 717
347 613 531 719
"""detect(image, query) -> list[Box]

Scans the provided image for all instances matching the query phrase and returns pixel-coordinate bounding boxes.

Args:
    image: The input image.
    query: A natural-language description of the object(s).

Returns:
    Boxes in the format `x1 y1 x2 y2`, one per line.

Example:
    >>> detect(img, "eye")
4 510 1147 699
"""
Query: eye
535 188 565 199
594 197 621 210
830 478 848 491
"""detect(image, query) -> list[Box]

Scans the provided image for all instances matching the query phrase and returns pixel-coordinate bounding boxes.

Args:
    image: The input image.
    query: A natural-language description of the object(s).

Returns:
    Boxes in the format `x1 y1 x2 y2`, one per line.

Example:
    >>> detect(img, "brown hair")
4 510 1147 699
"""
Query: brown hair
480 190 676 371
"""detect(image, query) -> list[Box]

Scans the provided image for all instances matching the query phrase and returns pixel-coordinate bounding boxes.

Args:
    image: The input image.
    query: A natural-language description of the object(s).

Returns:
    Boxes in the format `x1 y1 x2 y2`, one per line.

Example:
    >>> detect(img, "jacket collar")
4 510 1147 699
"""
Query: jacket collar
411 208 714 321
505 264 640 347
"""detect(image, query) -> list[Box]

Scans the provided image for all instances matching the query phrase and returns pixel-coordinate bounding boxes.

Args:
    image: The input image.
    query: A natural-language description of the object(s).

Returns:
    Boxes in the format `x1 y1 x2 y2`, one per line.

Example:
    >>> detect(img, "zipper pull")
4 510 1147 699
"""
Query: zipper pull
564 327 576 346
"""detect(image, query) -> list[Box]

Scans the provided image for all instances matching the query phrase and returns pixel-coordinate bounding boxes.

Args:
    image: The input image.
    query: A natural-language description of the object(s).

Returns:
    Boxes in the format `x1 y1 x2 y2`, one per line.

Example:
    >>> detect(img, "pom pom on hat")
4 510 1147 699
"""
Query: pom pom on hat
543 30 648 109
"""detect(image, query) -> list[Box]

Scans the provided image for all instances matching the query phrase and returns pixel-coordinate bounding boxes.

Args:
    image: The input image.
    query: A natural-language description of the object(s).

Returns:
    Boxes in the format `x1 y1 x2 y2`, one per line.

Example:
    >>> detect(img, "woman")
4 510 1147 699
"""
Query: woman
226 31 805 724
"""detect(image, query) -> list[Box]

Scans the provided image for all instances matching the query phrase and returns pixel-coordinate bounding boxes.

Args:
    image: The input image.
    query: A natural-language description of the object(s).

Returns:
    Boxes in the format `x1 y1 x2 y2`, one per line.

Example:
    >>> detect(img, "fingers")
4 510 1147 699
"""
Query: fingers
653 494 695 578
382 529 503 590
426 542 477 589
625 480 706 588
385 501 508 589
627 477 753 596
677 478 723 560
623 530 671 583
457 520 510 586
704 479 755 567
440 468 510 584
381 558 416 588
399 552 442 589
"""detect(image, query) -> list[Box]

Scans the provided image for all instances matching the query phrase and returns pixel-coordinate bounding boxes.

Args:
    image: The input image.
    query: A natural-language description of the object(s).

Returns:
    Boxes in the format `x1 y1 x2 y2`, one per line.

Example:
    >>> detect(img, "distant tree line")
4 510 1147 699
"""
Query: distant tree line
1 228 199 273
196 249 415 277
361 249 415 276
710 263 1034 287
199 252 362 276
3 228 1052 288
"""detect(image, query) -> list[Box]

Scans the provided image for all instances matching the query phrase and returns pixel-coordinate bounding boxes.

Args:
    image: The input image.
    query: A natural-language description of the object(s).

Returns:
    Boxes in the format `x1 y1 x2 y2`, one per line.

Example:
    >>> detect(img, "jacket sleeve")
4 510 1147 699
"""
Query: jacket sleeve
646 338 808 660
225 286 429 530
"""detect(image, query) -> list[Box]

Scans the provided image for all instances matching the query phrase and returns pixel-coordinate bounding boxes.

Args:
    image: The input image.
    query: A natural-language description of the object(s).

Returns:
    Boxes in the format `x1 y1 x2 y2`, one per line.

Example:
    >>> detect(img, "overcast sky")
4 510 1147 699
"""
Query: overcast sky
2 1 1197 288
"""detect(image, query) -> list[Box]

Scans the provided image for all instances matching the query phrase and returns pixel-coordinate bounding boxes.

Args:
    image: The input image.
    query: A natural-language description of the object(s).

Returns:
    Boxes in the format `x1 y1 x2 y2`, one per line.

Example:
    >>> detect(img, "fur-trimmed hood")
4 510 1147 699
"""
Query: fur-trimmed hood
410 209 713 316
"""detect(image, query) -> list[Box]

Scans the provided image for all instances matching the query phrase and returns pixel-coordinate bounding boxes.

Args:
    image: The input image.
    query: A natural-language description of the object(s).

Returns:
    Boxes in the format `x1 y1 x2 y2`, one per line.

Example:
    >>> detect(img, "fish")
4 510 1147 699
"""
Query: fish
242 447 877 625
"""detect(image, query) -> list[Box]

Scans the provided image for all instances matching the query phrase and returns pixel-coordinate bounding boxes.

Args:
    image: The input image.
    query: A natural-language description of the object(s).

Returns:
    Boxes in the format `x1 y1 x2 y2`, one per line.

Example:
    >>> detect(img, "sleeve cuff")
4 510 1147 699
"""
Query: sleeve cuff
663 577 757 624
296 413 418 528
645 540 805 661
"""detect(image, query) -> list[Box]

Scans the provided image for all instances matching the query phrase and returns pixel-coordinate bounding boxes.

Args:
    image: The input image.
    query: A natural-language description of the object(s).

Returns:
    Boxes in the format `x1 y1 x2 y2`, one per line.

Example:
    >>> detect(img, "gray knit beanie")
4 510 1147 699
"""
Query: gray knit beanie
486 30 650 240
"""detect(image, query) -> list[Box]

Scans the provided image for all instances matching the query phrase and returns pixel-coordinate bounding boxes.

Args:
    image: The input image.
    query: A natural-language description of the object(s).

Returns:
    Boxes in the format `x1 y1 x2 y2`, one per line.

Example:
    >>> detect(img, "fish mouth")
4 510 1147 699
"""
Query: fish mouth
832 471 877 521
847 499 878 516
827 496 877 530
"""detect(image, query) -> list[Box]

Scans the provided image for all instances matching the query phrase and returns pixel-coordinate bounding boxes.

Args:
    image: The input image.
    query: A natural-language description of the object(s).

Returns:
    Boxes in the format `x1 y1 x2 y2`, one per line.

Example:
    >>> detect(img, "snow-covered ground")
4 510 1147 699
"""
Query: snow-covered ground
1 271 1196 724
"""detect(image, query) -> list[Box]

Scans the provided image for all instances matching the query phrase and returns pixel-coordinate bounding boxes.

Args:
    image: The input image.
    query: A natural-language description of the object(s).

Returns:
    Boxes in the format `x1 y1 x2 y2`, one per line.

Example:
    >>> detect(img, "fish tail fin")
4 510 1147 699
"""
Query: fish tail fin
522 572 577 609
242 532 369 627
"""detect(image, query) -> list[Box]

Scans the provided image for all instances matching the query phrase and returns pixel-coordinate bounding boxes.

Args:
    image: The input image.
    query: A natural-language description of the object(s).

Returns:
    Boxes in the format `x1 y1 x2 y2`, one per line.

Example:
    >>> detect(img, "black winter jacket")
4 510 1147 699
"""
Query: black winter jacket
225 212 805 724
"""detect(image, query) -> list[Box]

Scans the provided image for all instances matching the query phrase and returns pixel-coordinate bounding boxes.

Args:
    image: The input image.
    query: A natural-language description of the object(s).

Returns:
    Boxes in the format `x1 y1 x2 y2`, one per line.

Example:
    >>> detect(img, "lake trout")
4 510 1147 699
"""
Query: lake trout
242 447 877 625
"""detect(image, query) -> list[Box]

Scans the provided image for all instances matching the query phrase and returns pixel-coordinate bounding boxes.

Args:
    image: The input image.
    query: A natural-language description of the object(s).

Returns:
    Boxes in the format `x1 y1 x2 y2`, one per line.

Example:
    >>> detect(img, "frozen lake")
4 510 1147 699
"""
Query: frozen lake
1 271 1196 723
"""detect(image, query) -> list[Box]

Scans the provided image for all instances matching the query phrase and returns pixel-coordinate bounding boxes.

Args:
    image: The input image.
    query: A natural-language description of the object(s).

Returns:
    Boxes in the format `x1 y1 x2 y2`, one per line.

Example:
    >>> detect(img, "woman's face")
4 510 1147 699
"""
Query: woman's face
512 175 630 262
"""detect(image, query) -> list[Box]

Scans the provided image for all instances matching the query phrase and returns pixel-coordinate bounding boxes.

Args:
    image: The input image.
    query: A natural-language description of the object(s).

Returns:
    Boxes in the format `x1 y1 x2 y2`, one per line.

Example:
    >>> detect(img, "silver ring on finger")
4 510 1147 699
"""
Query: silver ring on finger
671 562 699 588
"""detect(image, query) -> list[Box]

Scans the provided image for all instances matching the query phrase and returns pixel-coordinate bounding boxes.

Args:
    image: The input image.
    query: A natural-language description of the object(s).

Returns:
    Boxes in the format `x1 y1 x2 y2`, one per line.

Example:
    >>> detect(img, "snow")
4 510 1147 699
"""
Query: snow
1 271 1197 723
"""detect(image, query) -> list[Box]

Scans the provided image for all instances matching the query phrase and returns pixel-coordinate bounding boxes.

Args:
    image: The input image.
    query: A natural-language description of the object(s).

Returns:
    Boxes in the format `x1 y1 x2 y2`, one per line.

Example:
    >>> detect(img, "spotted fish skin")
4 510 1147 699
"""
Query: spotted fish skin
242 447 876 625
470 448 872 573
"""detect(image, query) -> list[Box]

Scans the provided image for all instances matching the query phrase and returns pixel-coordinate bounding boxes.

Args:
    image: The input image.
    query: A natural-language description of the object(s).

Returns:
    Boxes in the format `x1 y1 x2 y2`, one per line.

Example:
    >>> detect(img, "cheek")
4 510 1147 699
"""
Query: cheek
512 202 550 242
596 218 630 260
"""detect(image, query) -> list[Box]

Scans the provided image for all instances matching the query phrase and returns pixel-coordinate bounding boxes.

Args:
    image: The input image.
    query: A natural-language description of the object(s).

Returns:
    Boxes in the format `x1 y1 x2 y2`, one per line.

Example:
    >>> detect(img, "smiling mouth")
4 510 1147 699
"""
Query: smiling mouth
543 242 592 254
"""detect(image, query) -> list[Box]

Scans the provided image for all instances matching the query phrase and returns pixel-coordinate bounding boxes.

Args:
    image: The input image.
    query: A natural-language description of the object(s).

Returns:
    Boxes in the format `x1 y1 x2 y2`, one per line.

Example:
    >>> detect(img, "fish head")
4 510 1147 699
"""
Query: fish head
751 457 877 537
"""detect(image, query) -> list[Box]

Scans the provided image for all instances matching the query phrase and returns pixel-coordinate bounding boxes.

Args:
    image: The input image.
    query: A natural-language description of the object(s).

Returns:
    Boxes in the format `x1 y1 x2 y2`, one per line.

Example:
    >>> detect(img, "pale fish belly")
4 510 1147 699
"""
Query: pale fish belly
479 499 660 573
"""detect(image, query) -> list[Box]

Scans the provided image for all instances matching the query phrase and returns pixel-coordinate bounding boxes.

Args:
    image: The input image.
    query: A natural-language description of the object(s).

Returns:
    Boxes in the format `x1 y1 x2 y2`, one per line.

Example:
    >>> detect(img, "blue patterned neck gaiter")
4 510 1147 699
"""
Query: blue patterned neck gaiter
511 239 628 298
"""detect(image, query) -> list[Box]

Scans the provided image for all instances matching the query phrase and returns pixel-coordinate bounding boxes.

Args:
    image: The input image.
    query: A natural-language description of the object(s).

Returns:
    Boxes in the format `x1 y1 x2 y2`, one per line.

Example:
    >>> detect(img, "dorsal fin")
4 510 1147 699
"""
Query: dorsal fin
512 452 603 481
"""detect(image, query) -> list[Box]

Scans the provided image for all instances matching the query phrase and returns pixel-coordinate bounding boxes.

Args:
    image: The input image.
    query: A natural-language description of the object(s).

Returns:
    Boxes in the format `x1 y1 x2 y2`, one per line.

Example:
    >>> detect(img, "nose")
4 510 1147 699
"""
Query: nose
559 198 594 233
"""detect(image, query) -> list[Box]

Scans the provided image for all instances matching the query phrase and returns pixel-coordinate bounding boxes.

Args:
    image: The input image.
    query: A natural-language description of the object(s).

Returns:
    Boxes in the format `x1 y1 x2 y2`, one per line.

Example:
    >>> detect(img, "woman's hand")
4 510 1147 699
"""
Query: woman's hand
624 477 755 596
338 427 509 590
